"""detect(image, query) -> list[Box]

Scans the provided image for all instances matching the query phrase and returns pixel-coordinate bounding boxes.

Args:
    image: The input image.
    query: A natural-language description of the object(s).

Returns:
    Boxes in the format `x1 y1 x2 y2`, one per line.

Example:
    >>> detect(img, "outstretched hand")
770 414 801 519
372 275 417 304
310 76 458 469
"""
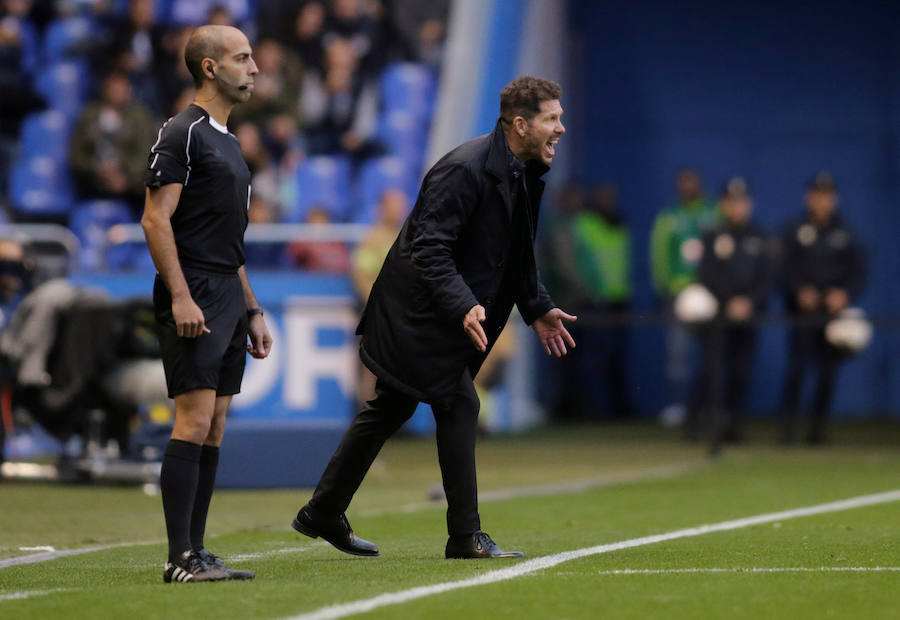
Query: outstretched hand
532 308 577 357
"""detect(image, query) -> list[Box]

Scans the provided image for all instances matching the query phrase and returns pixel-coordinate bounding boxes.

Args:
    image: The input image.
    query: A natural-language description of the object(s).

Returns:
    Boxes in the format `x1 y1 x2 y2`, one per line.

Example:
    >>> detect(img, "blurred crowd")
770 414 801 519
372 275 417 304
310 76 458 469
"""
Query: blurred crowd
1 0 446 267
539 169 867 444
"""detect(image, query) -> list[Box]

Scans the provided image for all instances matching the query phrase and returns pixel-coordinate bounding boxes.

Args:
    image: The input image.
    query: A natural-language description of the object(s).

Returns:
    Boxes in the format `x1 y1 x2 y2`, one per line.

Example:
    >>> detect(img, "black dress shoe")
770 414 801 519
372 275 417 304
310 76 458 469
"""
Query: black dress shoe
445 531 525 559
291 505 380 557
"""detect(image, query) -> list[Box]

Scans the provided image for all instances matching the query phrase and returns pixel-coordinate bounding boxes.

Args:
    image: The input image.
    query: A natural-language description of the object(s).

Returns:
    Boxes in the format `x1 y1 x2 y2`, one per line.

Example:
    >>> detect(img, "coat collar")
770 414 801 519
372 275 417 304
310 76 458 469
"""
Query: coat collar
484 118 551 181
486 118 550 221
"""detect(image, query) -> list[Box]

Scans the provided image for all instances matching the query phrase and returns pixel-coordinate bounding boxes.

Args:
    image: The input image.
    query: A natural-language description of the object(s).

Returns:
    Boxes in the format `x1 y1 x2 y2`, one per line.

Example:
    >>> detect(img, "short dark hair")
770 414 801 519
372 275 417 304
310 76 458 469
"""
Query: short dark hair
500 76 562 124
184 26 226 88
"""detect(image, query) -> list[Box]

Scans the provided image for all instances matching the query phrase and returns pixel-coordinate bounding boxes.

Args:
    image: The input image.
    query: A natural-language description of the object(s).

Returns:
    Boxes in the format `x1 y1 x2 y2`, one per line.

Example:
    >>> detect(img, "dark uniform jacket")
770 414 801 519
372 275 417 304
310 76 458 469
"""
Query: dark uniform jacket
357 119 556 408
781 213 866 311
699 220 774 314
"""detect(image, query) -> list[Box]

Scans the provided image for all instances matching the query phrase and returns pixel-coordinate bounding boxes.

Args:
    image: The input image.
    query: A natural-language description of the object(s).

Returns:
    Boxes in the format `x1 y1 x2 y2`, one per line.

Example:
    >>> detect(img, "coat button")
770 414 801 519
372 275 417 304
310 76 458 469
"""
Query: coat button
497 259 504 269
485 297 494 306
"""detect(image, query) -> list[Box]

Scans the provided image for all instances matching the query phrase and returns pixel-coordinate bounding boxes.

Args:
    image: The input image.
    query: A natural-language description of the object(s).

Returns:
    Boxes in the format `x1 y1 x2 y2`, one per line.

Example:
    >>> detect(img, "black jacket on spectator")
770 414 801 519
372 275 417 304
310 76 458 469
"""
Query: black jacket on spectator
781 213 866 309
699 220 774 313
357 119 555 408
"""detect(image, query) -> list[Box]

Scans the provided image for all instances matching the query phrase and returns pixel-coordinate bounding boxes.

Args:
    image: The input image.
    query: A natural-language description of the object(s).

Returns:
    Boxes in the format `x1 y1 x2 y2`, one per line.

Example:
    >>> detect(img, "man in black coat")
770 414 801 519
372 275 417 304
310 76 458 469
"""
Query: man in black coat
291 76 576 559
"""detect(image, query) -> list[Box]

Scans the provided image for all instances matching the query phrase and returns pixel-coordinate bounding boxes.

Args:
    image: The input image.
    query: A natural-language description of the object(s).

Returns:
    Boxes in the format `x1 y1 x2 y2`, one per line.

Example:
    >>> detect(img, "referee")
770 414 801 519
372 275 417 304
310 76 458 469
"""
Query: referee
141 25 272 583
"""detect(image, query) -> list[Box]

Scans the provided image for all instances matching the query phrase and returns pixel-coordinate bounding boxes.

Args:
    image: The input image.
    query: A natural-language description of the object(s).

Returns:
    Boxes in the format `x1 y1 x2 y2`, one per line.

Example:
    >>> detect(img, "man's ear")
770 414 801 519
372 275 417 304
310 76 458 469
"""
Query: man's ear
514 116 528 136
204 59 216 80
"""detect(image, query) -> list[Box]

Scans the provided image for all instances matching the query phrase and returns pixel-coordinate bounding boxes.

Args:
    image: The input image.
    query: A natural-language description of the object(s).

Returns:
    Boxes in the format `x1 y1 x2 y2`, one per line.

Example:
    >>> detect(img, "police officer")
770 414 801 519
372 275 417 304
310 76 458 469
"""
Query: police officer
687 178 774 443
780 172 865 444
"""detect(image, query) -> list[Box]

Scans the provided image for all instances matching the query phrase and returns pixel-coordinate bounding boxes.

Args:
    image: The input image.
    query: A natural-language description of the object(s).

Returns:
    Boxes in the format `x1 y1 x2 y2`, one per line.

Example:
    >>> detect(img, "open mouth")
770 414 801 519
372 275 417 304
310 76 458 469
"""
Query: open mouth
544 137 559 159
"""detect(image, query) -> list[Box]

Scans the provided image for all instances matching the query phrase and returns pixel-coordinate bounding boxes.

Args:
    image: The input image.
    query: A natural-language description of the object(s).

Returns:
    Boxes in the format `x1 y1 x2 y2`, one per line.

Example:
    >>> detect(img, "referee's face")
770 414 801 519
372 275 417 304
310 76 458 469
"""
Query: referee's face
216 28 258 104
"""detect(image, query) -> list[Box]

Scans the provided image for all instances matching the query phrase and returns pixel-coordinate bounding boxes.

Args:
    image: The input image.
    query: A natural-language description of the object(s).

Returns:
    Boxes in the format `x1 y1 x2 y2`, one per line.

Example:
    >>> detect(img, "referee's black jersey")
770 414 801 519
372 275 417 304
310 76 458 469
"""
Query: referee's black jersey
145 104 250 274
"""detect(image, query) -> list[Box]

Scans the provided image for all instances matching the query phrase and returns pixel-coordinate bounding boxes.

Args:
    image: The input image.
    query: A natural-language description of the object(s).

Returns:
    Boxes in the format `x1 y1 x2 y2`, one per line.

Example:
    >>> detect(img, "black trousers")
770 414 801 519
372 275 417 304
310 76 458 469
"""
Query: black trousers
687 322 756 437
309 370 481 537
780 319 842 439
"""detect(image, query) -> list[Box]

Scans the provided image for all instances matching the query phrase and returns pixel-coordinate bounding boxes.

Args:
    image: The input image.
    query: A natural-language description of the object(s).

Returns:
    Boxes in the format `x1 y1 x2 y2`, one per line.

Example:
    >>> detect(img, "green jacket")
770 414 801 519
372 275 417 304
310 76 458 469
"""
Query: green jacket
649 199 719 296
572 212 631 303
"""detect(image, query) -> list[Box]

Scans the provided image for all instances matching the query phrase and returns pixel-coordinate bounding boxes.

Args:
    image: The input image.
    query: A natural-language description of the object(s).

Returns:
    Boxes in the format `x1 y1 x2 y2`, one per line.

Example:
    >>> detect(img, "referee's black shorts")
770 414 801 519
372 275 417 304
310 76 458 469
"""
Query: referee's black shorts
153 268 249 398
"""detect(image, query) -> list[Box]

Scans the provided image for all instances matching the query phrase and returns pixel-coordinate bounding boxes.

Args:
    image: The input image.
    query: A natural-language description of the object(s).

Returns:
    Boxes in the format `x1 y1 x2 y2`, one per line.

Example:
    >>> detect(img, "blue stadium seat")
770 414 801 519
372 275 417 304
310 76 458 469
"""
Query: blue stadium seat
19 111 73 162
35 60 92 119
69 200 136 271
377 110 428 172
9 156 74 217
169 0 252 25
380 63 437 121
112 0 174 21
288 155 353 223
353 156 414 224
43 16 97 61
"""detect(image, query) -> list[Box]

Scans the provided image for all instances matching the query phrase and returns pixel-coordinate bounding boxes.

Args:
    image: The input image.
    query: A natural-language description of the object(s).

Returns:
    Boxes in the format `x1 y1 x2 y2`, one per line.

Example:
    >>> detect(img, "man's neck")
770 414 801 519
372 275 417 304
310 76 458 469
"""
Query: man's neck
192 89 233 126
502 128 530 163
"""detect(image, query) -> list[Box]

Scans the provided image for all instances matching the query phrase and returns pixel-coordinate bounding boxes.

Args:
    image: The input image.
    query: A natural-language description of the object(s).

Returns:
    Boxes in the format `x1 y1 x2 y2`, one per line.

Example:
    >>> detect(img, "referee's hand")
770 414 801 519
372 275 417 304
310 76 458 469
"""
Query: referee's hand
172 295 210 338
247 315 273 359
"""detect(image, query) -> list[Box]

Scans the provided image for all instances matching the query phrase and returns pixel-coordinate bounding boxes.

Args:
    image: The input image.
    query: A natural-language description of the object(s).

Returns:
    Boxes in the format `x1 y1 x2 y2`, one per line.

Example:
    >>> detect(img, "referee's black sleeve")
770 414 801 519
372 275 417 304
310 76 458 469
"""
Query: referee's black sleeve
145 117 191 188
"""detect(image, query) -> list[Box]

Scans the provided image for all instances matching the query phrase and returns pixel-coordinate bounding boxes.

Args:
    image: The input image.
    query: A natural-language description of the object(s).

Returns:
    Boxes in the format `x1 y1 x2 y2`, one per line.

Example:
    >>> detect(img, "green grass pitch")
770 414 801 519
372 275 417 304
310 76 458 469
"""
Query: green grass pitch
1 423 900 619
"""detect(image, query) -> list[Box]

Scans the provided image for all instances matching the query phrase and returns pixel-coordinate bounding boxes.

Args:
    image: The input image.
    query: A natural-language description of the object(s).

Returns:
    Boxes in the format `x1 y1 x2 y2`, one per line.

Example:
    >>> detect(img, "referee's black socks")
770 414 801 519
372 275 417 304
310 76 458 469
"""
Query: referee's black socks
160 439 202 562
190 444 220 552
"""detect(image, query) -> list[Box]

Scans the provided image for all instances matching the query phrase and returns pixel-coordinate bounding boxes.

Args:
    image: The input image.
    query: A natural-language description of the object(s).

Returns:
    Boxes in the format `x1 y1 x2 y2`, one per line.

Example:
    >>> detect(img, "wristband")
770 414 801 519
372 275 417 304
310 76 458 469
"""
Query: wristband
247 307 264 318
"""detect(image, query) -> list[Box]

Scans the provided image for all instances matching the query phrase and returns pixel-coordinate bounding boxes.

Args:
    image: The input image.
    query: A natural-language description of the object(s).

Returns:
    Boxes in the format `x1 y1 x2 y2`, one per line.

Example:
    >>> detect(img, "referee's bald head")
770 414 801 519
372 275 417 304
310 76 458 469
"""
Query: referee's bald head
185 25 245 88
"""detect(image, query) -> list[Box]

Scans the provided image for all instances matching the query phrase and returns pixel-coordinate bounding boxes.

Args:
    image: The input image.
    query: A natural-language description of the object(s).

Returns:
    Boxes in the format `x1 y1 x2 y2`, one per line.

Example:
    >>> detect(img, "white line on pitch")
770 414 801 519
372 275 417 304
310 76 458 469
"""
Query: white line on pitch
0 589 67 603
358 461 706 517
595 567 900 575
0 461 703 570
285 488 900 620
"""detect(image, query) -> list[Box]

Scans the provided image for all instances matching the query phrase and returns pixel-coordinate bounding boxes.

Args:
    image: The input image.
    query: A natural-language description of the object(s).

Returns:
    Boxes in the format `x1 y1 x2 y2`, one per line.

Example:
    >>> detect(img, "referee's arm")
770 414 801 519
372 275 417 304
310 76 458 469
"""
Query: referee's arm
142 184 210 338
238 265 273 359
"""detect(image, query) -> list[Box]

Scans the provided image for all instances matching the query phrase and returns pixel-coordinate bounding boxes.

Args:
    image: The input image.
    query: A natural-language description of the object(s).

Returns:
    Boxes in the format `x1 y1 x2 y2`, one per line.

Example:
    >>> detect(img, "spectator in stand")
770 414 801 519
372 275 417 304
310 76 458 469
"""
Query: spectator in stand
350 188 408 302
780 172 866 445
287 207 350 272
649 169 719 424
349 188 408 404
1 0 39 77
101 0 164 114
323 0 379 75
170 85 196 115
207 4 233 26
154 25 197 116
0 0 45 194
382 0 450 67
168 0 249 27
229 37 305 168
244 195 288 268
687 178 775 443
234 121 289 220
300 36 381 158
70 70 157 213
289 0 325 71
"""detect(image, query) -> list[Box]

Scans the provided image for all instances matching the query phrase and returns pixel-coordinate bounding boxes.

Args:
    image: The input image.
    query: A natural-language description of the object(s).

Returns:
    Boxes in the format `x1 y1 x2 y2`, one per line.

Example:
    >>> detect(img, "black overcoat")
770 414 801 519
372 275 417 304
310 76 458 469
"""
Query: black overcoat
356 119 556 408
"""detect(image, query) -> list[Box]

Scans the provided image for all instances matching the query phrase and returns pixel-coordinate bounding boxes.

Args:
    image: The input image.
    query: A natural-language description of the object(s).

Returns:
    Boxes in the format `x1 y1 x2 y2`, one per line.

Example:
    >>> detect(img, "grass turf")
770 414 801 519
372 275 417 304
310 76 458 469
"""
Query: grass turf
1 423 899 619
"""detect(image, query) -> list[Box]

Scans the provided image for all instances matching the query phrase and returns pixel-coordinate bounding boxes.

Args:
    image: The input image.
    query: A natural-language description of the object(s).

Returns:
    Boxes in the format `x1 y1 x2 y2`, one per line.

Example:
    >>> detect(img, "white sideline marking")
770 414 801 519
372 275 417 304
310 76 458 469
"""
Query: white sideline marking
1 462 702 570
359 461 706 517
286 489 900 620
230 544 324 562
596 567 900 575
0 547 110 569
19 546 55 552
0 589 65 602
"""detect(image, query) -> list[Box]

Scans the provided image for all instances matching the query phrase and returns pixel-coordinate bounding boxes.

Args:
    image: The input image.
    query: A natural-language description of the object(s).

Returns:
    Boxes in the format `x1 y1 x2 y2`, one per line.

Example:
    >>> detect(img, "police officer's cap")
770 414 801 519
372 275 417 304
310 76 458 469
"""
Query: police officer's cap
719 176 749 199
807 171 837 192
